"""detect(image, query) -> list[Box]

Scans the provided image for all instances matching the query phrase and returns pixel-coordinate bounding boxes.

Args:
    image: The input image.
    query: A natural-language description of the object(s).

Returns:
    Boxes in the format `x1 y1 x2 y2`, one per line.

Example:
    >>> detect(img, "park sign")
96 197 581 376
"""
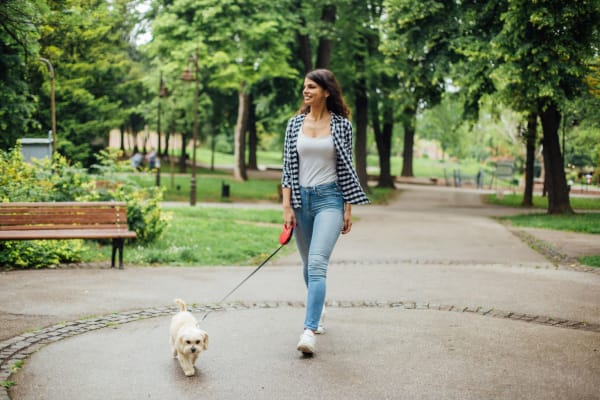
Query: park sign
495 160 515 179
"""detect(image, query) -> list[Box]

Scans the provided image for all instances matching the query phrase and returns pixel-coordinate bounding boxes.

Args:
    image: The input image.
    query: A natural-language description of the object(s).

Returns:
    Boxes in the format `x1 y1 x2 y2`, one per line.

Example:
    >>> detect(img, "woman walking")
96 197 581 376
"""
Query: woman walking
281 69 370 355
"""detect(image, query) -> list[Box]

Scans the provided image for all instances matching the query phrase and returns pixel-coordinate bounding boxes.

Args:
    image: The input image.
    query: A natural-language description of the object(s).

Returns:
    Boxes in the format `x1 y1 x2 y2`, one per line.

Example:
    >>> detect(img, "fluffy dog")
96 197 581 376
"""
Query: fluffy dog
169 298 208 376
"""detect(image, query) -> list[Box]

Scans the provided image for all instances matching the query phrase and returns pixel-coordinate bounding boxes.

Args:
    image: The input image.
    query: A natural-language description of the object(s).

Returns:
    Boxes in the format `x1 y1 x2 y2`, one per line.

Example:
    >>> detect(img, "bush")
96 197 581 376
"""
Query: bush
0 146 170 268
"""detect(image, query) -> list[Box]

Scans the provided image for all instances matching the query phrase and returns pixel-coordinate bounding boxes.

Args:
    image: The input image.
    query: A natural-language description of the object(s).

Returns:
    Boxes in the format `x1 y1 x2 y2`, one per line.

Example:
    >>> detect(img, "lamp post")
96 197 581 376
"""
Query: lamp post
157 72 170 186
39 57 56 154
180 52 199 206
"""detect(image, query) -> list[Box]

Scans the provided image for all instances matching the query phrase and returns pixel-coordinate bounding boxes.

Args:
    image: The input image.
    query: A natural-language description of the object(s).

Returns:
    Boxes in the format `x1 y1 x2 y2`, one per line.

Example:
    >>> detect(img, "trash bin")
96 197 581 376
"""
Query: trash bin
221 181 230 198
19 132 53 163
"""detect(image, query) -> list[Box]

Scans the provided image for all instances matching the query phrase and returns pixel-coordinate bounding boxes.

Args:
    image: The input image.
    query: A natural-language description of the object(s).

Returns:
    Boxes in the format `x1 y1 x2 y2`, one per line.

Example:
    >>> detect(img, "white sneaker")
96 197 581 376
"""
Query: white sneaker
297 329 316 354
315 306 326 334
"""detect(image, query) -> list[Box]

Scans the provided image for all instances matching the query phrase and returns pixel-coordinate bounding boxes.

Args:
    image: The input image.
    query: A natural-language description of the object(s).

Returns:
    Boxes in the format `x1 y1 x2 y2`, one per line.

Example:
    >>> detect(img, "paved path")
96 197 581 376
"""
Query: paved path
1 185 599 400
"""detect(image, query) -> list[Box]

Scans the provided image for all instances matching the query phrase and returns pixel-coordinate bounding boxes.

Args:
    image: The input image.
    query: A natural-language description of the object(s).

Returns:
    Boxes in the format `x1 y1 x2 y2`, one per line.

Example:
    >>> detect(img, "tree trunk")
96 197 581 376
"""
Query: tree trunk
354 70 369 192
372 98 394 188
522 113 537 207
538 102 573 214
315 4 336 69
233 83 249 181
247 95 258 170
380 107 395 187
119 126 125 153
164 129 171 157
401 106 417 177
157 96 162 158
294 0 312 74
179 132 187 173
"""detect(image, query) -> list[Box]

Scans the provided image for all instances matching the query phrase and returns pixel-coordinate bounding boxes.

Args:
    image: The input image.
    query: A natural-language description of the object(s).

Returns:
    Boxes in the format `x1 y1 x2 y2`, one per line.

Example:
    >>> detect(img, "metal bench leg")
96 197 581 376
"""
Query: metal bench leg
118 238 124 269
111 239 118 268
111 239 125 269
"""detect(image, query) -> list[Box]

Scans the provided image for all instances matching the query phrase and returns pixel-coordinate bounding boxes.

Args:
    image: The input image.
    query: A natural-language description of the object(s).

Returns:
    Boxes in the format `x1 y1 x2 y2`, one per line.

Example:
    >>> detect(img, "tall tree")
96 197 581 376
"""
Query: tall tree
148 0 295 181
0 0 46 149
294 0 338 73
33 0 146 166
491 0 600 214
382 0 456 177
521 113 538 206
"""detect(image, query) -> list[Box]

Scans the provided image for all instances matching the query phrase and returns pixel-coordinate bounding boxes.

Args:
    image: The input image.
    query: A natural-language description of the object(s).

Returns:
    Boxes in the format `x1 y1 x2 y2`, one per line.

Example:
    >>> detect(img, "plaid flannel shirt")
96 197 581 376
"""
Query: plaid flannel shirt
281 113 370 208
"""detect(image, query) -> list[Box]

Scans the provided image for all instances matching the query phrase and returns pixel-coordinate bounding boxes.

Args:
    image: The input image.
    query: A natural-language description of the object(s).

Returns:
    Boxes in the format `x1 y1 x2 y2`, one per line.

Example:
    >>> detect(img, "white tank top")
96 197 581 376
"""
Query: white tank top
297 132 337 187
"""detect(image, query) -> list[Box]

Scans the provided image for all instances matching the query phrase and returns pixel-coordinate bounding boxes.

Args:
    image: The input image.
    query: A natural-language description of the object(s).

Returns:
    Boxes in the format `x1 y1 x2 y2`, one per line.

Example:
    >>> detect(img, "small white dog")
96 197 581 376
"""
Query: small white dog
169 298 208 376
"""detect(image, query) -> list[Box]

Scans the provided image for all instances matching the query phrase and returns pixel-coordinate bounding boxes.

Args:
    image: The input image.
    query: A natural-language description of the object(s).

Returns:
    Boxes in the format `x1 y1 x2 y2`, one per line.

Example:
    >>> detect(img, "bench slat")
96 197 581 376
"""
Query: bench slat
0 201 127 208
0 229 137 240
0 214 124 226
0 224 130 231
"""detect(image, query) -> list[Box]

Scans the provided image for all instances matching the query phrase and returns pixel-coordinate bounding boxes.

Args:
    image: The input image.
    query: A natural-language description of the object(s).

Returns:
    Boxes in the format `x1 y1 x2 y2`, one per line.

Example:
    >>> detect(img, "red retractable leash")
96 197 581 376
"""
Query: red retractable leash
201 225 294 321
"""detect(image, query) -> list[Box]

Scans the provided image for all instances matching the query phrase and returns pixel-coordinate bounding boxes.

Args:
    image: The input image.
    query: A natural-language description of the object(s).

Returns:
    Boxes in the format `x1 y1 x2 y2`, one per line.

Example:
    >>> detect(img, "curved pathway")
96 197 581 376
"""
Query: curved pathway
1 185 598 400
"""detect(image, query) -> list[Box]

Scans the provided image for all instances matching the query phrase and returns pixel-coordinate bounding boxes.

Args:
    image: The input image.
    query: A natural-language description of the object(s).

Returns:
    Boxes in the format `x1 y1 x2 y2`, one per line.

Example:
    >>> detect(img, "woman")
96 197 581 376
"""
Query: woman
281 69 370 355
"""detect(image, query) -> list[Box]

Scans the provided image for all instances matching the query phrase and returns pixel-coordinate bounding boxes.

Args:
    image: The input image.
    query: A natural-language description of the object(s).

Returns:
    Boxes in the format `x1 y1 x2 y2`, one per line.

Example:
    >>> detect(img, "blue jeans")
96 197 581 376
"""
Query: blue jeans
294 182 344 331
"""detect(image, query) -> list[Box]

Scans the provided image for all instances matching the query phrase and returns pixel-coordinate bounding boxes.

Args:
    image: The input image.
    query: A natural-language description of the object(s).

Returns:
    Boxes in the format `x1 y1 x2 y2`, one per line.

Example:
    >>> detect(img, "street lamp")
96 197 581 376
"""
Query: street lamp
39 57 56 154
156 71 170 186
180 52 199 206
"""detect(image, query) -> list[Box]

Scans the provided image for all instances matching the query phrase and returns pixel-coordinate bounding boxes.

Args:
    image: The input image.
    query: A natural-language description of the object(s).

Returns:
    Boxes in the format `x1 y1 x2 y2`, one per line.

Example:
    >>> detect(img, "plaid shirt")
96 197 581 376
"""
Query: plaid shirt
281 113 370 208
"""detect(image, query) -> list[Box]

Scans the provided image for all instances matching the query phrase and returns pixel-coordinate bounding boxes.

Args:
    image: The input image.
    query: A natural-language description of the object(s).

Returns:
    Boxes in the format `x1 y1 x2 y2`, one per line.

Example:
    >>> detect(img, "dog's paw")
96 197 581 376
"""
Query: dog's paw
184 368 195 377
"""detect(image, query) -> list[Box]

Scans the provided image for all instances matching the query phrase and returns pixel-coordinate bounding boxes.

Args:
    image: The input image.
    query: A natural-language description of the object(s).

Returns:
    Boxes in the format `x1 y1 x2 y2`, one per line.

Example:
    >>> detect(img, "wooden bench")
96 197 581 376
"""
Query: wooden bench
0 202 137 269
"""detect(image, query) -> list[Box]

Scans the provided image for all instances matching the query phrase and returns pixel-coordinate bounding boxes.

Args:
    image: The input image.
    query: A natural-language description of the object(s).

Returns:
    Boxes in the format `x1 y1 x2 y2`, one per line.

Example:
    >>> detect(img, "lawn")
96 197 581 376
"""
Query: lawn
490 193 600 267
82 207 296 267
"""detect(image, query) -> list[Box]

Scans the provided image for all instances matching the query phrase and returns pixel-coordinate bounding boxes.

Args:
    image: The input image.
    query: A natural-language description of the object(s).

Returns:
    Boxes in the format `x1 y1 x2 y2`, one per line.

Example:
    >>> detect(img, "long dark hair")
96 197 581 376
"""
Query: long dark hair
298 69 351 119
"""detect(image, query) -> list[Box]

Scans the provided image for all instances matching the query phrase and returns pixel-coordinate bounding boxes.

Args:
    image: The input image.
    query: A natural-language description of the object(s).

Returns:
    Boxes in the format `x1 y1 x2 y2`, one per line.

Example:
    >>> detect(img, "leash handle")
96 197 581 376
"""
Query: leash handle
201 244 284 321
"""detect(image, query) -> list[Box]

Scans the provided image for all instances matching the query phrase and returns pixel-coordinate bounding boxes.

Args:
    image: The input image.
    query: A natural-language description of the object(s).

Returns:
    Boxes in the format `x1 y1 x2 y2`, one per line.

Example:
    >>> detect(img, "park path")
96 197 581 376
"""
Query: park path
1 184 599 400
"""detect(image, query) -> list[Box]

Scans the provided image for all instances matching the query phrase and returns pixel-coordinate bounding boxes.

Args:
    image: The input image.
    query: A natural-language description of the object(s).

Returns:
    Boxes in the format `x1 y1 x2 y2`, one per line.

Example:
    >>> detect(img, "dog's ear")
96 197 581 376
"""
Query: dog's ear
202 333 208 350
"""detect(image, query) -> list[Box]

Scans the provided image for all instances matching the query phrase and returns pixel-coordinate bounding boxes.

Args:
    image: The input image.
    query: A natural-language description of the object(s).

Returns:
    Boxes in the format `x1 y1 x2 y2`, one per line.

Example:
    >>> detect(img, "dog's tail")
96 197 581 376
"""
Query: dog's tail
174 298 187 312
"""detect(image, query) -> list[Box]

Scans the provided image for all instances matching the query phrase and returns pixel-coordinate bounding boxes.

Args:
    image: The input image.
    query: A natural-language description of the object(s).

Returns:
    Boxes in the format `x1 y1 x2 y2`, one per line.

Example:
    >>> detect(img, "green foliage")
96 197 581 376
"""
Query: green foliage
0 0 47 149
491 0 600 112
0 146 169 269
579 255 600 268
1 380 16 389
0 239 85 269
0 145 94 202
88 149 171 244
30 0 149 166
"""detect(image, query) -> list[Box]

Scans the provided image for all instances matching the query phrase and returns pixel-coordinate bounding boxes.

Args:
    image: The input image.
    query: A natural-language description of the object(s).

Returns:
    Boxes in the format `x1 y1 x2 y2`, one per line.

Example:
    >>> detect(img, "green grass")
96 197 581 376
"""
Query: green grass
579 256 600 268
131 172 282 203
500 213 600 234
82 207 296 267
489 193 600 267
486 193 600 210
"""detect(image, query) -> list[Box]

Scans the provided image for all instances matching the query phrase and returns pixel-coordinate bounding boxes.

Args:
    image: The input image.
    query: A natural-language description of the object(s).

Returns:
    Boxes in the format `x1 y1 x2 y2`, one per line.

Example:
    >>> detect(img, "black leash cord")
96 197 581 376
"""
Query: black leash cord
201 244 284 321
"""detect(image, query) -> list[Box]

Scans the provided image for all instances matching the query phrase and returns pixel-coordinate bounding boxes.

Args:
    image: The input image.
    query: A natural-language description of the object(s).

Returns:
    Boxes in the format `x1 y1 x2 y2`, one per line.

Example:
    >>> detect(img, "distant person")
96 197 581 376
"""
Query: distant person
281 68 370 356
130 152 143 170
146 147 157 170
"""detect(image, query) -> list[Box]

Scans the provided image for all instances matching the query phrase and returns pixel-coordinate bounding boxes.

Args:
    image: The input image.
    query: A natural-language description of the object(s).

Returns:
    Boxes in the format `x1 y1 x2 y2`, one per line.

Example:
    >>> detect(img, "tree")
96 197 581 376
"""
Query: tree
294 0 338 73
147 0 296 181
0 0 46 149
417 94 467 160
32 0 146 166
382 0 457 177
491 0 600 214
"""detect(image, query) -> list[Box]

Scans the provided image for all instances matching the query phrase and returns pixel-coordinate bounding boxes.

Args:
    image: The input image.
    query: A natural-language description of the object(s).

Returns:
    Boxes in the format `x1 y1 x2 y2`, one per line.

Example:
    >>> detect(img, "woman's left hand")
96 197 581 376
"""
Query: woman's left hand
342 206 352 234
